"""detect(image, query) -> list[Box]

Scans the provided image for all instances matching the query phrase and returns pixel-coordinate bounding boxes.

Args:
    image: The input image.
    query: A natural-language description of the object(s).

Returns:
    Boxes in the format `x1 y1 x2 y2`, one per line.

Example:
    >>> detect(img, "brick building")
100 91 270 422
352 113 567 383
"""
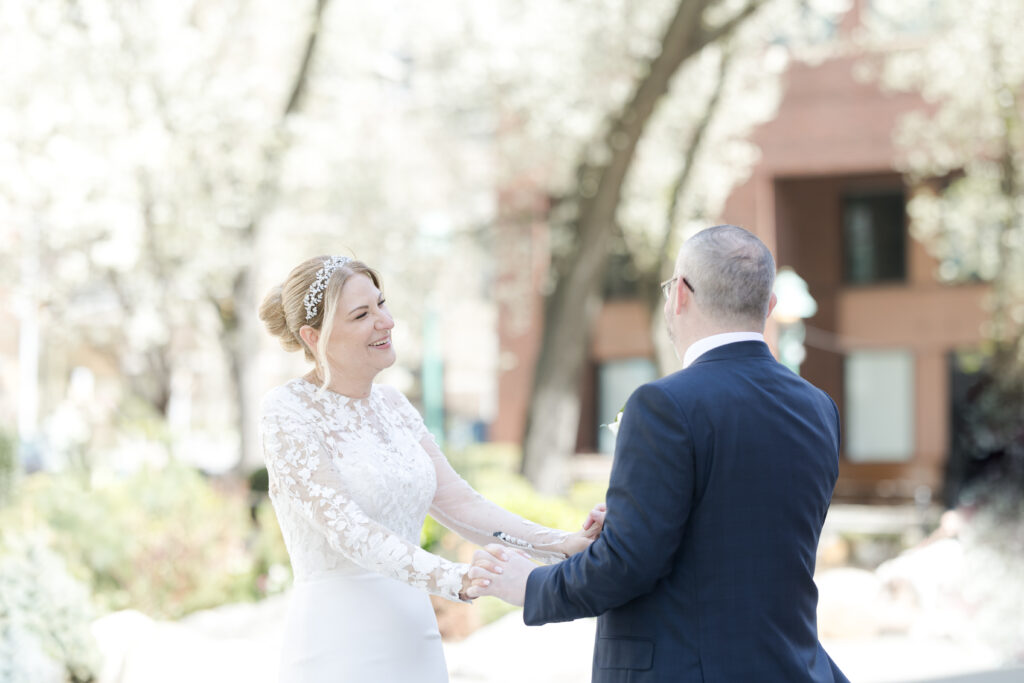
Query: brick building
493 7 990 503
721 48 989 501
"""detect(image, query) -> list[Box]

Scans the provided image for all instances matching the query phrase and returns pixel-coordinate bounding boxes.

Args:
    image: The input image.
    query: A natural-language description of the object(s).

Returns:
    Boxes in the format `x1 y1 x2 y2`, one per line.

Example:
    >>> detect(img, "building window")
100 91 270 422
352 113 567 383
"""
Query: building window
601 250 642 300
842 190 906 284
844 349 915 462
865 0 943 36
597 358 657 454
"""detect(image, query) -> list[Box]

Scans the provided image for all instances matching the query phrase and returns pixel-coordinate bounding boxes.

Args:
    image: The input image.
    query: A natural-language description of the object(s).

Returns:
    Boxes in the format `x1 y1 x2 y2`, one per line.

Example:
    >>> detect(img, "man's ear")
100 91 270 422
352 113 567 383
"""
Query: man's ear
299 325 319 350
766 292 778 319
674 278 690 315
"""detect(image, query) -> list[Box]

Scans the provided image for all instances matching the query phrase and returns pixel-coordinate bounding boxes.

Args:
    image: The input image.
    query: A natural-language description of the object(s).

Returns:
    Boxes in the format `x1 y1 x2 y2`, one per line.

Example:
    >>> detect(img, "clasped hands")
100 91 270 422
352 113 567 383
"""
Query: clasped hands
464 503 605 605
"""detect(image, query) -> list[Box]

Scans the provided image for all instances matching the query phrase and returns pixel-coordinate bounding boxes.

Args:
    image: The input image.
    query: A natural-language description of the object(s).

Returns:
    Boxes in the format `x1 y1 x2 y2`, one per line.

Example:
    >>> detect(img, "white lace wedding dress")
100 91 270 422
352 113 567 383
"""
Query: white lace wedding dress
260 378 571 683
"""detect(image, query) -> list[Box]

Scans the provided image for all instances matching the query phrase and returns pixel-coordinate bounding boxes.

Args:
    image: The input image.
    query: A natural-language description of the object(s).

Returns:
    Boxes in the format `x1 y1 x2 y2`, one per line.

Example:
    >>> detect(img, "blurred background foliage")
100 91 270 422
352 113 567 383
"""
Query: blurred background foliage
3 443 603 623
0 462 290 619
0 441 599 681
0 537 100 683
868 0 1024 499
0 432 16 506
4 0 1024 679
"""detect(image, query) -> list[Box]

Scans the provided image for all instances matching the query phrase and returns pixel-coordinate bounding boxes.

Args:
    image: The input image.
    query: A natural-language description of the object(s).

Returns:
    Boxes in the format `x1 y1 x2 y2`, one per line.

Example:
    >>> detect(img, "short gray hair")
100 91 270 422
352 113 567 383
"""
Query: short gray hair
676 224 776 326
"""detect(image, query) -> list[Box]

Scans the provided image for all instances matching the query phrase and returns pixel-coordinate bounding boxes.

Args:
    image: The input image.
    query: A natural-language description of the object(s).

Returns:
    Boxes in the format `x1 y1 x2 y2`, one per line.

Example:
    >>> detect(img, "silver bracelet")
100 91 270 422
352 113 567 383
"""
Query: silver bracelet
492 531 534 550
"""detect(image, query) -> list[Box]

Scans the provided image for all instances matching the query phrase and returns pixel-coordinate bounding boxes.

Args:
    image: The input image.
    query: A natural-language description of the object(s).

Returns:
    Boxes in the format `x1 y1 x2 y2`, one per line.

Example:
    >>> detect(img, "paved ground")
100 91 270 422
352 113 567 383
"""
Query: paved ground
90 599 1023 683
88 504 1023 683
445 611 1022 683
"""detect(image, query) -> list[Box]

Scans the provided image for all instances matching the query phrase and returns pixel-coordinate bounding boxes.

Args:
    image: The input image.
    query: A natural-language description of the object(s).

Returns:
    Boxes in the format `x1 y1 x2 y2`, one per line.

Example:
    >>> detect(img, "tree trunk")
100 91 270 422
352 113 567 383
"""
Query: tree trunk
226 268 262 471
521 0 761 492
647 44 734 376
227 0 329 474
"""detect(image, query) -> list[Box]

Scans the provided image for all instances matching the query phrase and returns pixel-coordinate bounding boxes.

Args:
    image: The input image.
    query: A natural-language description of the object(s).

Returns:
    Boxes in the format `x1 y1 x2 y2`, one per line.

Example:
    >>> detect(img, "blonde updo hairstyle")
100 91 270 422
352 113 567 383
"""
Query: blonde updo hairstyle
259 255 382 391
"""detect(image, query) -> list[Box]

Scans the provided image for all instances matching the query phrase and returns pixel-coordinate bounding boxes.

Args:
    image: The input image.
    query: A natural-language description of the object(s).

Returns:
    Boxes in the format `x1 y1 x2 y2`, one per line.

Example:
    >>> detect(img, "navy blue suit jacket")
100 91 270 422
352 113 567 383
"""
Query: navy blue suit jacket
524 341 849 682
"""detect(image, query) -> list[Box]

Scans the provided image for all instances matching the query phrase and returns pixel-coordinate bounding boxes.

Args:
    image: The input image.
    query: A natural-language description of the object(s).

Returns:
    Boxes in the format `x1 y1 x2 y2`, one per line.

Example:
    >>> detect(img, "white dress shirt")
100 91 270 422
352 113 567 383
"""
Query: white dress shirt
682 332 766 369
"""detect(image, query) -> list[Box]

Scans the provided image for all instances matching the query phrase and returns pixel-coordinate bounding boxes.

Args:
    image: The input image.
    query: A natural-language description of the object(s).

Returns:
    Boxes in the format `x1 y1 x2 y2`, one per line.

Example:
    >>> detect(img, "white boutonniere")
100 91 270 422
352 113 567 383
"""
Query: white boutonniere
605 408 625 436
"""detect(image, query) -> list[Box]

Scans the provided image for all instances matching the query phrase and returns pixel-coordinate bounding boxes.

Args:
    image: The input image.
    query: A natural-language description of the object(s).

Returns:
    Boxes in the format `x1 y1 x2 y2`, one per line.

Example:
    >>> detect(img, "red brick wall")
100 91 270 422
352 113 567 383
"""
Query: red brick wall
721 49 988 500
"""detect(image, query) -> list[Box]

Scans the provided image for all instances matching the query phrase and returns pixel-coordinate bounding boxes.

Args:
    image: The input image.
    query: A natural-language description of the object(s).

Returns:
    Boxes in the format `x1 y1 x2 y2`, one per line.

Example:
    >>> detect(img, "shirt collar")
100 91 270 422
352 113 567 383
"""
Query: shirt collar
682 332 765 369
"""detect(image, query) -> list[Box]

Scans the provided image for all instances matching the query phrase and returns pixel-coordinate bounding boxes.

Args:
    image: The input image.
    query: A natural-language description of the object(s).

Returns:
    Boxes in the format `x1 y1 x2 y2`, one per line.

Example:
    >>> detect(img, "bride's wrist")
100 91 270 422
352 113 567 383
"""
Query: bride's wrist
560 530 590 555
458 571 473 602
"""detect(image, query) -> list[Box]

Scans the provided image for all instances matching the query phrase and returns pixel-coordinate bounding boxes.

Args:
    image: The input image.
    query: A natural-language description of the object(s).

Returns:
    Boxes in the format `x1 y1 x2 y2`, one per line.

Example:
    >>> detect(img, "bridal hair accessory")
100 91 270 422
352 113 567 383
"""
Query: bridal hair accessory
304 256 351 320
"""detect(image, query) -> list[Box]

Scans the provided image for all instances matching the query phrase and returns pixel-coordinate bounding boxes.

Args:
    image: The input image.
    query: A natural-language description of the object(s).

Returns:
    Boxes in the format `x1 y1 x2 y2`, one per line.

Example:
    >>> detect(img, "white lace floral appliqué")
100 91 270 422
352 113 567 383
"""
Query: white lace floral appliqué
260 379 570 603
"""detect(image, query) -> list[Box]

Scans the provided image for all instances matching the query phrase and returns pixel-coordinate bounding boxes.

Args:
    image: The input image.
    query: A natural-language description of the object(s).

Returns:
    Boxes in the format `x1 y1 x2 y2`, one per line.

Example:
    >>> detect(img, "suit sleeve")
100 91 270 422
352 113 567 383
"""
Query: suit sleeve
830 395 841 451
523 381 695 625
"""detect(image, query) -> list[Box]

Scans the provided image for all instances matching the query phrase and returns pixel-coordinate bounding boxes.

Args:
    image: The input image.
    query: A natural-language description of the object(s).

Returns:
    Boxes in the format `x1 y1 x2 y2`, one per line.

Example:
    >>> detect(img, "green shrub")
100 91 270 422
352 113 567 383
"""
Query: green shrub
0 431 15 507
250 497 293 596
419 513 448 554
443 442 607 534
0 534 100 683
2 463 265 620
1 441 604 639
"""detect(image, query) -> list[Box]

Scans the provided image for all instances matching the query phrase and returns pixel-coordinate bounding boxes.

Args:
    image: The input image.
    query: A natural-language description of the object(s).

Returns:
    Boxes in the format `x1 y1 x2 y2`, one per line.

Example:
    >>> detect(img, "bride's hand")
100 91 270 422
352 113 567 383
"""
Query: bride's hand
582 502 607 540
459 571 478 602
559 503 607 555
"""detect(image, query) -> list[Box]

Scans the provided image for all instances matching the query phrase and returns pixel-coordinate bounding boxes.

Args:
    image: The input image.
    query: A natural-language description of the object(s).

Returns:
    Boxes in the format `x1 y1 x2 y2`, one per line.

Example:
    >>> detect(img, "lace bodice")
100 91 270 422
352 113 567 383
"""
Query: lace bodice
260 379 571 602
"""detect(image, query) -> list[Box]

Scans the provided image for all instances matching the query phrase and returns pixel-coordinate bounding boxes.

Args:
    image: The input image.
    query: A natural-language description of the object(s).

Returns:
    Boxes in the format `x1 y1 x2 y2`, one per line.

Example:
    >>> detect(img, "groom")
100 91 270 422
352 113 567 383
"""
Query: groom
467 225 849 682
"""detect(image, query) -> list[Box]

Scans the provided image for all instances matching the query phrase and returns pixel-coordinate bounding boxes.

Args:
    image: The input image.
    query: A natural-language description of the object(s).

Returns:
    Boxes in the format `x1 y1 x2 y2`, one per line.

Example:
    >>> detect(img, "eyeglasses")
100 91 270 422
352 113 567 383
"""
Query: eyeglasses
660 276 695 299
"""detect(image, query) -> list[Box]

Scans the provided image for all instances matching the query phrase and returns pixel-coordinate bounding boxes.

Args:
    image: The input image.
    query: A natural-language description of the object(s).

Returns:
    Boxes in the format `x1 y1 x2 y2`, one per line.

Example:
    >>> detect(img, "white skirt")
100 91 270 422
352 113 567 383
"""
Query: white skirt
279 572 448 683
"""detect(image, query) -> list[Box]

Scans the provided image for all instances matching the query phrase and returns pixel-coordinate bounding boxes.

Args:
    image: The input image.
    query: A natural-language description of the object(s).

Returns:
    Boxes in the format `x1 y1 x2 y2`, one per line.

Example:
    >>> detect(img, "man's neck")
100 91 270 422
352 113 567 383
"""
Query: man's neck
680 331 765 369
674 322 761 357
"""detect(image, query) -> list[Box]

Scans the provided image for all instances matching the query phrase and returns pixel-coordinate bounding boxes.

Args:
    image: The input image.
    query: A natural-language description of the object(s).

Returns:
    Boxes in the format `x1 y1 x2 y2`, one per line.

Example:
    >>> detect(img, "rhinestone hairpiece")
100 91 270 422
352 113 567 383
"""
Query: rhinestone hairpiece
304 256 351 320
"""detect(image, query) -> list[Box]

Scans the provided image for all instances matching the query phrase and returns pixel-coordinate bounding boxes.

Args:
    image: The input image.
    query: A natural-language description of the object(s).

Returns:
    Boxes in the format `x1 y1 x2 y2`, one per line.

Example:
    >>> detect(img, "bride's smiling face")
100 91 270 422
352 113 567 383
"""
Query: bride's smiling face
324 274 396 377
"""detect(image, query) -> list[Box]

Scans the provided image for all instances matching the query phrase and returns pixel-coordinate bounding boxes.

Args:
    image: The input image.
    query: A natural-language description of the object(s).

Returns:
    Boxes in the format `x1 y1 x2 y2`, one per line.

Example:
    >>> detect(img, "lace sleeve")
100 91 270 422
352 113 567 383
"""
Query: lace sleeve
381 387 571 564
260 406 470 602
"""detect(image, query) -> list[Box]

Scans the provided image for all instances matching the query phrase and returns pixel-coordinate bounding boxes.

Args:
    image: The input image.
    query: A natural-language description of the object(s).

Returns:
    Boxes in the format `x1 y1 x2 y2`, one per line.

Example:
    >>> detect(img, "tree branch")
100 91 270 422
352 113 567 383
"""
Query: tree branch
699 0 762 46
283 0 329 117
660 43 735 264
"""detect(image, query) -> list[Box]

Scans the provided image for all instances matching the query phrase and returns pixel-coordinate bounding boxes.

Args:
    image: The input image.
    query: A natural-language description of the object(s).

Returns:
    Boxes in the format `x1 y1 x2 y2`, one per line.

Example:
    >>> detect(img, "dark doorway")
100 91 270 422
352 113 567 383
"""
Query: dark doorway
946 350 1002 506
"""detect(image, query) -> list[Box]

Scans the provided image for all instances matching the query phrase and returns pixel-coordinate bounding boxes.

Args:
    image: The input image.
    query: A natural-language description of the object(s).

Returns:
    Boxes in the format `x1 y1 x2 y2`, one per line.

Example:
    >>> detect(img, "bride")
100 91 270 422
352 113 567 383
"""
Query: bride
258 255 603 682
